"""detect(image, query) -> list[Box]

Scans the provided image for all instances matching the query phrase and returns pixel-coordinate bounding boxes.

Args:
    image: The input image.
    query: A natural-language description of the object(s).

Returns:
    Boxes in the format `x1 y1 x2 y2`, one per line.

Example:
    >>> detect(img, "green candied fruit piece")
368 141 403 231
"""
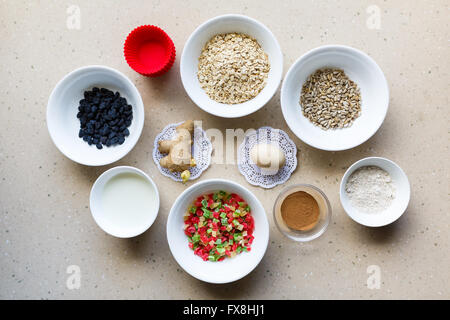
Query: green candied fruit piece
202 208 212 219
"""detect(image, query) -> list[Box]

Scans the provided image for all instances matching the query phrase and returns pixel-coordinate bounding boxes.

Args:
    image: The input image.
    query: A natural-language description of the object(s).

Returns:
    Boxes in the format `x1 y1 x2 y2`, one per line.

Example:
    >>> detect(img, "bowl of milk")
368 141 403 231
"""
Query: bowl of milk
90 166 160 238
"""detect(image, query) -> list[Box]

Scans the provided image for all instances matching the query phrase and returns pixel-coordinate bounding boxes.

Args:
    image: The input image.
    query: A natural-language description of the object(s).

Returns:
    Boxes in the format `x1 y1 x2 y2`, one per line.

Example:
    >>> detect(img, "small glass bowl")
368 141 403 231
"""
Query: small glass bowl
273 184 332 242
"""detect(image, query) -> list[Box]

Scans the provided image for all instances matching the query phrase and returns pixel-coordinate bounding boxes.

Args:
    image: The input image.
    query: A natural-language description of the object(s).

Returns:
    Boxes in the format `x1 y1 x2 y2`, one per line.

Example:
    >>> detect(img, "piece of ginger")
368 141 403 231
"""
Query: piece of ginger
158 120 196 173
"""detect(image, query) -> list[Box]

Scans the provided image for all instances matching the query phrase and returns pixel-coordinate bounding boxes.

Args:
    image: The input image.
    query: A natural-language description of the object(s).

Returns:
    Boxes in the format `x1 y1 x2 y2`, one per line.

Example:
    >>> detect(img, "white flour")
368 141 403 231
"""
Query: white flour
345 166 396 213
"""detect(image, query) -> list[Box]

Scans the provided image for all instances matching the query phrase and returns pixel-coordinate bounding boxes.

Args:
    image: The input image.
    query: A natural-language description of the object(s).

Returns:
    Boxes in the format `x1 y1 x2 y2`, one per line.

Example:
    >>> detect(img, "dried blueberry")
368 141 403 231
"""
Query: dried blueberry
110 137 119 145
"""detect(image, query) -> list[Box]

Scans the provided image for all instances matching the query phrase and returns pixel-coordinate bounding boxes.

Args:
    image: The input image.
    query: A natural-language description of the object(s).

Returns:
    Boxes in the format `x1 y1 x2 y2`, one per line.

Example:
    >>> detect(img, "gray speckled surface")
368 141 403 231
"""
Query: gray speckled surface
0 0 449 299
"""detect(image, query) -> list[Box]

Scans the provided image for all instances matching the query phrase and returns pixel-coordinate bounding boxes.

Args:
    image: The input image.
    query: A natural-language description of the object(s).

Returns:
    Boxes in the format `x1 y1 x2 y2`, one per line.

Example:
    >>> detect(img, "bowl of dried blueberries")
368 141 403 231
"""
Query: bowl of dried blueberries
47 65 144 166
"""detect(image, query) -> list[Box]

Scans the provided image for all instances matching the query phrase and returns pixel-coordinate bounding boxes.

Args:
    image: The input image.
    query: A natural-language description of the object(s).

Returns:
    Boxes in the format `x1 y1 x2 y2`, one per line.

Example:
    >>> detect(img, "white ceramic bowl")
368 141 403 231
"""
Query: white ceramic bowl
47 65 144 166
167 179 269 283
340 157 410 227
90 166 160 238
180 14 283 118
281 45 389 151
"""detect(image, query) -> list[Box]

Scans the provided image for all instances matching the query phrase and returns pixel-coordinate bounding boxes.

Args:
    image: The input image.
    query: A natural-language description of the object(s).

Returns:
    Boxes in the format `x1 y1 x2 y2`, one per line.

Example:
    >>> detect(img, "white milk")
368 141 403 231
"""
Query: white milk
101 172 157 233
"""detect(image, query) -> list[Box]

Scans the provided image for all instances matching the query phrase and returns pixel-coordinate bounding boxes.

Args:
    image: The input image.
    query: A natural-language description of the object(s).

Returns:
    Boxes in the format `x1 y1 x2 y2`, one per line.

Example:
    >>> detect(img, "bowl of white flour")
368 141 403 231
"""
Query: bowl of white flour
340 157 410 227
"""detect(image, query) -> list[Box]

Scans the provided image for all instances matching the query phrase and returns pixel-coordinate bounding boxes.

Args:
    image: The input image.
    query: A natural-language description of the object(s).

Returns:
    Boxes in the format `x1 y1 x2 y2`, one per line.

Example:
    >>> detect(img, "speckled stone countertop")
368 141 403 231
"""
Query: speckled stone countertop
0 0 448 299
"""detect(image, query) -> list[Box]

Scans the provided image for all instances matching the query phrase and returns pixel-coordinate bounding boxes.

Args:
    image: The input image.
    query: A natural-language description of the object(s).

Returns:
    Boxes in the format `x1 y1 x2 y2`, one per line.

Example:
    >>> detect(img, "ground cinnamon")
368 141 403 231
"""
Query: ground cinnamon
280 191 320 231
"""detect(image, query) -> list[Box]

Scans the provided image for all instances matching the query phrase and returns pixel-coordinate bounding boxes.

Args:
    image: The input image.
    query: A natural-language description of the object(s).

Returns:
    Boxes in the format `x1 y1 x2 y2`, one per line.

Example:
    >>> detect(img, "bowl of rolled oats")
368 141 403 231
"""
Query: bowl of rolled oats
180 14 283 118
281 45 389 151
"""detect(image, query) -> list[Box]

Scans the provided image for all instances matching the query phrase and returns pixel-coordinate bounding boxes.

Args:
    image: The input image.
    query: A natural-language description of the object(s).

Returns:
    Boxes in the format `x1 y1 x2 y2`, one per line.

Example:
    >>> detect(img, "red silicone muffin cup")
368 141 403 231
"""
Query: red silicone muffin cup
124 25 176 77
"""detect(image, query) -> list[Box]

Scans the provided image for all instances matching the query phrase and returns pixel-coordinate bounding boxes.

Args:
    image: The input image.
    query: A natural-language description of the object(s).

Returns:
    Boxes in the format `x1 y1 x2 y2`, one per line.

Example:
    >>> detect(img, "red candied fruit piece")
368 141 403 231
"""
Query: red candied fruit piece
187 226 195 234
230 193 240 199
191 216 199 223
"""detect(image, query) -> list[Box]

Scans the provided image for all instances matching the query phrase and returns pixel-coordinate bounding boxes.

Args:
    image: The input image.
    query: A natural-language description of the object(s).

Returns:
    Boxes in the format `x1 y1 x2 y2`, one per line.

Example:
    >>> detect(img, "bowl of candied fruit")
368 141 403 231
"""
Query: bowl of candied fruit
167 179 269 284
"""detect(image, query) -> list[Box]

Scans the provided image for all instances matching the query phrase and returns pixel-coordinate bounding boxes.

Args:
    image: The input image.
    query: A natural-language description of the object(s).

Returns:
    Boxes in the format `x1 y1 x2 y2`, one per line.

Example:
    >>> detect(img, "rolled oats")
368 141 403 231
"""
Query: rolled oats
197 33 270 104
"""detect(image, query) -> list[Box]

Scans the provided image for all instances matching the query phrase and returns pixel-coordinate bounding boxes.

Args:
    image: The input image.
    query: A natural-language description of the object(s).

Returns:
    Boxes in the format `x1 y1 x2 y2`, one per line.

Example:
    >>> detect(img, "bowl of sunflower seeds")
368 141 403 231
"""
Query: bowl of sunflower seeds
281 45 389 151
